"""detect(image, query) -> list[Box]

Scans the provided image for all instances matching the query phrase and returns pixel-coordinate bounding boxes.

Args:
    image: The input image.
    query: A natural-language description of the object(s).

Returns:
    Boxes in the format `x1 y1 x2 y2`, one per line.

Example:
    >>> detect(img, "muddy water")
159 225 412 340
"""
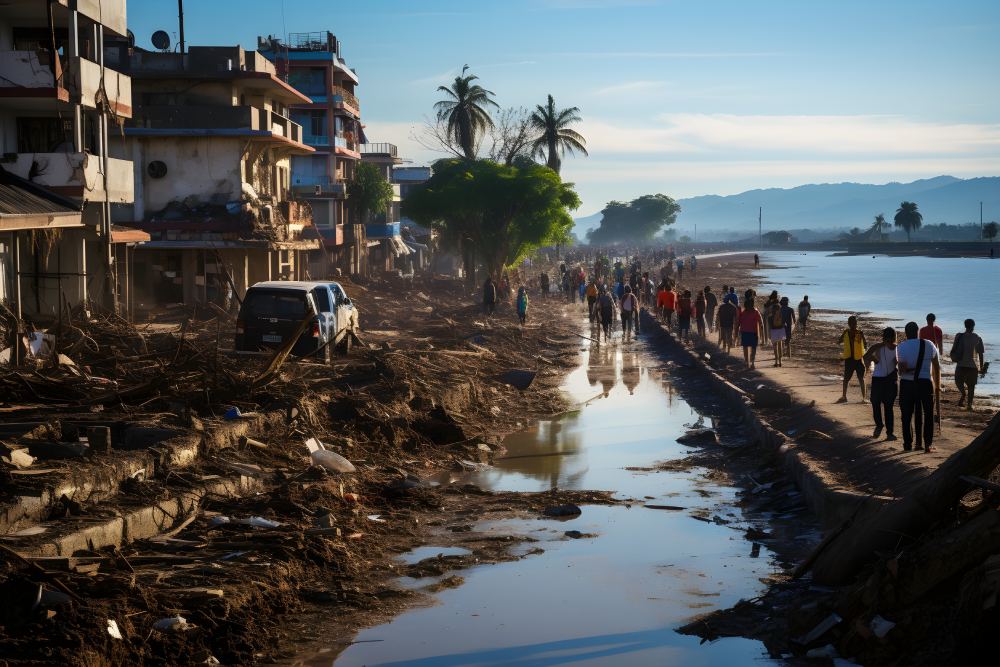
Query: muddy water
325 331 780 666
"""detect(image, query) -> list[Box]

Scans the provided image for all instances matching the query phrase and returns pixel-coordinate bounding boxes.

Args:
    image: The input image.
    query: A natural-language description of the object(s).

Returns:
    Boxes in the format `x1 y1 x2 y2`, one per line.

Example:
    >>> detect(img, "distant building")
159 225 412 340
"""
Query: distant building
360 143 408 273
0 0 145 319
106 42 318 309
259 32 366 276
394 166 433 270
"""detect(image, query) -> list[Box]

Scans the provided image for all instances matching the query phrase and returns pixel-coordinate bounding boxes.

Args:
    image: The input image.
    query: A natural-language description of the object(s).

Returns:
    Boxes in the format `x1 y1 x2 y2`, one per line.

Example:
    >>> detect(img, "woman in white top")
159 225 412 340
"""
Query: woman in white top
863 327 899 441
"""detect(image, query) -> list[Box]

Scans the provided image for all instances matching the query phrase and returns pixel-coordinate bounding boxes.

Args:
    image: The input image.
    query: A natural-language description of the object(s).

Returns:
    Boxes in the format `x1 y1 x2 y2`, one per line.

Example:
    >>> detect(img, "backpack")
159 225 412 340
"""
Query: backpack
769 303 783 329
949 333 964 363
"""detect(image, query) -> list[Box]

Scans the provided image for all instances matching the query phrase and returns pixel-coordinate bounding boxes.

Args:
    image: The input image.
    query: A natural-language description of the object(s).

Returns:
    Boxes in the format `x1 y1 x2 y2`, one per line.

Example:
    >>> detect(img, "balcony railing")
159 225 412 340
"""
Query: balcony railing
361 143 398 157
0 51 58 90
365 222 400 239
331 85 360 112
70 56 132 117
334 135 359 152
302 133 330 146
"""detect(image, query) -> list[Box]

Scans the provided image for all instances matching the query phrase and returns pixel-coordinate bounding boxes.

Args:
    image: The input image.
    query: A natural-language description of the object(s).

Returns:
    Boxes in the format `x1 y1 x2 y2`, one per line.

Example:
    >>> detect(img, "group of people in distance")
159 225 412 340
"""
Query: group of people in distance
839 312 987 452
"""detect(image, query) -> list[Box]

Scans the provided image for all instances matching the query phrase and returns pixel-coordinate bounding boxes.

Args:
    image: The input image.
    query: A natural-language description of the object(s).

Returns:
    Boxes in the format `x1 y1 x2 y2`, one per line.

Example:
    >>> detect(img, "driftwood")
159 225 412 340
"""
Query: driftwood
811 411 1000 585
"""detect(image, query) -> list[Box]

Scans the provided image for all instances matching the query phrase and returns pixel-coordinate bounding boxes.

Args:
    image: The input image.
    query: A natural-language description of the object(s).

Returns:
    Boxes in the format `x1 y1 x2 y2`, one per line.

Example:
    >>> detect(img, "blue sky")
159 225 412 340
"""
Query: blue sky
128 0 1000 215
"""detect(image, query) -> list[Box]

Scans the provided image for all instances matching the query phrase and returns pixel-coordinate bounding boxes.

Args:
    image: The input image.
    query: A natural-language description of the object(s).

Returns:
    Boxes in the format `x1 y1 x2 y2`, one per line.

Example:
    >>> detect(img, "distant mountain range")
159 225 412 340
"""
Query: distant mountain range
574 176 1000 238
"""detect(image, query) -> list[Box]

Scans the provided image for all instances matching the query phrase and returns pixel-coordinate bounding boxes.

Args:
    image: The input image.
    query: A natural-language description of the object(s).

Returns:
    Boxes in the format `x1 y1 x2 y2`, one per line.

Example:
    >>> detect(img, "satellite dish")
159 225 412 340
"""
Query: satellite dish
147 160 168 179
151 30 171 51
127 29 135 48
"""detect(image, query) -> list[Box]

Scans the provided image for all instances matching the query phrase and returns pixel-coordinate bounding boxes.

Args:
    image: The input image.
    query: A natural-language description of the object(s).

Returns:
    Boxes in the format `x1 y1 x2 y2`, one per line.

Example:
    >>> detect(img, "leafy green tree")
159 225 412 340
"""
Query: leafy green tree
869 213 888 241
586 194 680 245
763 230 794 245
403 159 580 279
434 65 498 160
347 161 394 224
984 221 999 242
894 201 923 242
529 95 588 174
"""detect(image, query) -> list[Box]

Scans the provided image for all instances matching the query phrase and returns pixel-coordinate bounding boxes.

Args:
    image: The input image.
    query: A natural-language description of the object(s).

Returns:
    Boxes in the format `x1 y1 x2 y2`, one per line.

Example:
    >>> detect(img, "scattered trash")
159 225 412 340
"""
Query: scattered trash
223 406 243 420
305 437 356 473
869 615 896 639
1 448 35 469
10 526 47 537
153 616 196 632
238 516 283 529
367 514 386 523
107 619 123 640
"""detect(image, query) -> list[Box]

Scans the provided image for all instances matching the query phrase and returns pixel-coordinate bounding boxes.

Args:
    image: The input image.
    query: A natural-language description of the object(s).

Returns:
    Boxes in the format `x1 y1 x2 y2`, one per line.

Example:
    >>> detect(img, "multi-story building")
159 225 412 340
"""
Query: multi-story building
258 32 366 275
106 42 319 309
360 142 407 273
394 165 434 270
0 0 142 319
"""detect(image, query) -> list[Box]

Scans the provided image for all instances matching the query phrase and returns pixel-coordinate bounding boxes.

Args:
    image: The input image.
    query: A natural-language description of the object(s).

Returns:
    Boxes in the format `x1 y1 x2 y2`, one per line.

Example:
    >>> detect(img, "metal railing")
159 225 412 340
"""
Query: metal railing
330 85 359 111
361 143 398 157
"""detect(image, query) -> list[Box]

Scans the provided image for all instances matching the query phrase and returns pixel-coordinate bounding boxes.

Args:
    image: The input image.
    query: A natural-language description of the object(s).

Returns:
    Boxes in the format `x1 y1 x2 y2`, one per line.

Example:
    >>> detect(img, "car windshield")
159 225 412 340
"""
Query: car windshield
242 290 307 319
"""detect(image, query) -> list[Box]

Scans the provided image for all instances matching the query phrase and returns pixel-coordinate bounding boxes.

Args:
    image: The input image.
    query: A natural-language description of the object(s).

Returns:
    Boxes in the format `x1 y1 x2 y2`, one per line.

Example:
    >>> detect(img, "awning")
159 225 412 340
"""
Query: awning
388 237 412 257
110 225 151 244
0 166 83 231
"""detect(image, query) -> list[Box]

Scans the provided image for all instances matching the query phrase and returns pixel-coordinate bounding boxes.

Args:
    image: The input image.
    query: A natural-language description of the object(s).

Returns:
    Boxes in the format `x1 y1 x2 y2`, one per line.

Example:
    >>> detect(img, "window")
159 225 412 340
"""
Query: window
311 287 331 311
287 68 325 96
309 111 325 137
16 117 73 153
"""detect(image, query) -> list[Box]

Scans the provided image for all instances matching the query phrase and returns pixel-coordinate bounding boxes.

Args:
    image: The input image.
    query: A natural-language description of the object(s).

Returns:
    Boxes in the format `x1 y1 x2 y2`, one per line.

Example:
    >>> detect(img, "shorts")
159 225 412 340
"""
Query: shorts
741 332 758 348
843 358 865 380
719 325 733 342
770 327 786 342
955 366 979 388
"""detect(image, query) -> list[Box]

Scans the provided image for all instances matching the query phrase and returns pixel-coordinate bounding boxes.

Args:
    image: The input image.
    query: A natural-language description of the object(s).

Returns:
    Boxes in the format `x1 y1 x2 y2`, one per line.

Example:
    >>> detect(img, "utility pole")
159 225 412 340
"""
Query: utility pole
177 0 186 55
981 201 984 240
758 206 762 248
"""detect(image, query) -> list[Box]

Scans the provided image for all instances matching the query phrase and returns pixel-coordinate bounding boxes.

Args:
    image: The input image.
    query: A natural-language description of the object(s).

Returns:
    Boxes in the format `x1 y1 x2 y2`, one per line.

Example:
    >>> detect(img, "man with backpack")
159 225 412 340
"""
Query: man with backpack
897 321 941 452
766 294 786 367
950 319 986 411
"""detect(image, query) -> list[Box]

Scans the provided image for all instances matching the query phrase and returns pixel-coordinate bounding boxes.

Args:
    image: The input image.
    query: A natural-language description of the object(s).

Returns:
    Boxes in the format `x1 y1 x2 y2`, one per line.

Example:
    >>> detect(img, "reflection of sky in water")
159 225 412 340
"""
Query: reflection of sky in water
327 332 778 667
442 342 702 496
758 251 1000 394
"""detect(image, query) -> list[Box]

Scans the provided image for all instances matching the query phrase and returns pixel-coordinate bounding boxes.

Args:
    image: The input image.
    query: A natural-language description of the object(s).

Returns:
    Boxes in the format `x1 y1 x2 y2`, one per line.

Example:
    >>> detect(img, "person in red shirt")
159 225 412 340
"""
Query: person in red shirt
918 313 943 352
738 296 765 370
657 283 676 326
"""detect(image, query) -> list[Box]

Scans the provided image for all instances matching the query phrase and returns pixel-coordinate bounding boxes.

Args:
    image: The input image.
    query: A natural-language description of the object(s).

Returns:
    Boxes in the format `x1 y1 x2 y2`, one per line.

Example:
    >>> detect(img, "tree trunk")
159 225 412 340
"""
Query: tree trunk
810 411 1000 585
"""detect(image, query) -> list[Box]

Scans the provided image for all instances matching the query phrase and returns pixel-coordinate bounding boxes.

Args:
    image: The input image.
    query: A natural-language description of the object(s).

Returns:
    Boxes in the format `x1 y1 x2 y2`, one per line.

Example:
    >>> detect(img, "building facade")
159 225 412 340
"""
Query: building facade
106 43 318 310
360 142 407 274
0 0 142 319
259 32 366 276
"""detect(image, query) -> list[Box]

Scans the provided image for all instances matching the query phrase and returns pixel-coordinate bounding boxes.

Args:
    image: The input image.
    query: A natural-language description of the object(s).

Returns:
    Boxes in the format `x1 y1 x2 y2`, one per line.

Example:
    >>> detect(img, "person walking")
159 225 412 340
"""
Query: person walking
919 313 944 352
798 295 811 333
483 277 498 316
779 296 796 358
951 319 986 410
694 290 707 338
677 289 693 342
753 254 760 268
897 321 941 452
864 327 899 441
539 272 550 299
658 283 676 327
717 296 738 353
676 257 684 282
837 315 868 403
738 296 764 369
620 285 639 341
765 294 786 366
585 280 599 322
704 286 718 333
516 286 529 325
596 287 616 343
724 286 739 307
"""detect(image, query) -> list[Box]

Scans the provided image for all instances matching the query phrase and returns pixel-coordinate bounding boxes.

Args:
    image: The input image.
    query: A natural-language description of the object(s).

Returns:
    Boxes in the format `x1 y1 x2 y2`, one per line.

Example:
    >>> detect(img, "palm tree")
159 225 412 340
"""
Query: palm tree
529 94 588 174
894 201 923 242
868 213 887 241
434 65 498 159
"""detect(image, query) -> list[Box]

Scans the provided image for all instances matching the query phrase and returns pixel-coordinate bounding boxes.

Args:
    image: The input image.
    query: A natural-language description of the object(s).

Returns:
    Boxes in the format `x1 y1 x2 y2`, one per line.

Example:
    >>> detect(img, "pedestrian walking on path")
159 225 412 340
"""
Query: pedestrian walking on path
658 283 676 326
483 277 498 316
717 296 738 353
620 286 639 341
766 294 786 366
897 321 941 452
516 286 529 325
798 295 811 333
695 291 707 339
596 287 615 343
738 296 764 370
754 254 760 268
951 318 986 411
585 280 598 322
780 297 795 358
724 286 739 307
677 289 693 342
864 327 899 441
704 286 718 332
539 272 550 299
837 315 868 403
919 313 944 351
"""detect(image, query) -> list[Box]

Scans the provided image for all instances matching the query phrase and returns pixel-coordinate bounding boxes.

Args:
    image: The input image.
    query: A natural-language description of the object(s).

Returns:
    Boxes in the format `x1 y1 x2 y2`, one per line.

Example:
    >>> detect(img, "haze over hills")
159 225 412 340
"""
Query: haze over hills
574 176 1000 239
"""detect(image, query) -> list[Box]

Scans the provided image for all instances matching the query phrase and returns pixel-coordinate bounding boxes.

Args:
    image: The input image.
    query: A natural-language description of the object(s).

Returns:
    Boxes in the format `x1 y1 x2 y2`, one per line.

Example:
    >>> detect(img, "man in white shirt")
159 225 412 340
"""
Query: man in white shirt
863 327 898 441
896 321 942 452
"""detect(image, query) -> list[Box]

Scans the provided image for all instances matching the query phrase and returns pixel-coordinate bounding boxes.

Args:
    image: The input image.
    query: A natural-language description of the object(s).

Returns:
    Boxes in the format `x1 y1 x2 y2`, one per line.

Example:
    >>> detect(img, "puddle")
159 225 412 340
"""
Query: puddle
301 325 781 666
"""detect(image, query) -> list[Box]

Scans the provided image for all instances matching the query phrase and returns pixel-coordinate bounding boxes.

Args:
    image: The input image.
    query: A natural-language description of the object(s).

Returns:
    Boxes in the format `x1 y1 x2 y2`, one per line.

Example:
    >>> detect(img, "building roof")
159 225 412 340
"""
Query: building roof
0 166 83 231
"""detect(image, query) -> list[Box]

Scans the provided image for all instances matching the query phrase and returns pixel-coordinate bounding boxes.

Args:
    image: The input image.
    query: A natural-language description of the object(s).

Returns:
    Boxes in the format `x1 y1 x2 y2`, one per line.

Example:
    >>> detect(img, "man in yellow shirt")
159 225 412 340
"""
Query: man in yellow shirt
837 315 868 403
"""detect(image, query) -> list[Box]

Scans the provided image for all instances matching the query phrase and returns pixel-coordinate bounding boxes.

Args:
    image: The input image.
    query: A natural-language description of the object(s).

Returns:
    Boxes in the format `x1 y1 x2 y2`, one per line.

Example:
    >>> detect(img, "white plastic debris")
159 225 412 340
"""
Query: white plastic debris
367 514 386 523
238 516 282 529
208 516 231 527
153 615 195 632
107 619 123 640
305 437 356 473
869 614 896 639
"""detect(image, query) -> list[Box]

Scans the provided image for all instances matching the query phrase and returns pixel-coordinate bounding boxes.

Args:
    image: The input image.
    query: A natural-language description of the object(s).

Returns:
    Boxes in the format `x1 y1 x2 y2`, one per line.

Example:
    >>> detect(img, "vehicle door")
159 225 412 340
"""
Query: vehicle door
309 286 336 348
330 283 355 338
239 288 310 350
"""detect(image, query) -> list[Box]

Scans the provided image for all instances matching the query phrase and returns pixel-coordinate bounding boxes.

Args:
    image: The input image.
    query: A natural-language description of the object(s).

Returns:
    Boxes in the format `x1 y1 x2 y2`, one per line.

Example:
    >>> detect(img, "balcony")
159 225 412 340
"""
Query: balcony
257 108 303 144
361 143 398 158
302 133 331 147
331 85 360 114
69 56 132 117
0 51 65 100
290 174 346 197
4 152 133 204
130 105 303 145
